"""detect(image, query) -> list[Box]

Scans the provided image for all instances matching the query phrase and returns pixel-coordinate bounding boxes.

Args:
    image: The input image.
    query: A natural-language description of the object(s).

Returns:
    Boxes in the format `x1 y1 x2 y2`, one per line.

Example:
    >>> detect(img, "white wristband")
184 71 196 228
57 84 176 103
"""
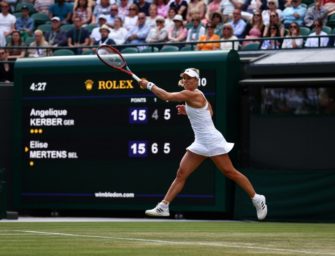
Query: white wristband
147 82 155 91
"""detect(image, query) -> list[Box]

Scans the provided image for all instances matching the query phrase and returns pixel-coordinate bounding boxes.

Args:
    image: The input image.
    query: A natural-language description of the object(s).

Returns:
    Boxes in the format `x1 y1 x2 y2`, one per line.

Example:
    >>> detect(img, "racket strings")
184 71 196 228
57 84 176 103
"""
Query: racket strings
97 48 125 68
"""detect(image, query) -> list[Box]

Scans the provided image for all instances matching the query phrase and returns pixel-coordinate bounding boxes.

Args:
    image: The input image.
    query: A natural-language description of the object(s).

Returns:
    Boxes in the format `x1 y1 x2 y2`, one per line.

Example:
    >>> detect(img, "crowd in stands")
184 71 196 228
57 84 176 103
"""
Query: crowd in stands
0 0 335 66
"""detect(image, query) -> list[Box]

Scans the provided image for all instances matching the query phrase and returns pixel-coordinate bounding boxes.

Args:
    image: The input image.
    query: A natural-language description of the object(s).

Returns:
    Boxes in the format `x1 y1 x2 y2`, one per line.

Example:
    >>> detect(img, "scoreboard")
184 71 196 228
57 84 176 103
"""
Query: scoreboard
13 51 240 213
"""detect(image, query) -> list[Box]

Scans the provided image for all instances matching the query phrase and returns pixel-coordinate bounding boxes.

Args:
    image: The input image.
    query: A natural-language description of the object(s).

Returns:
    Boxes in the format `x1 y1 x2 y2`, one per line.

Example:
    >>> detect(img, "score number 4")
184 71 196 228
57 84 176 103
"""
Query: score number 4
30 82 47 91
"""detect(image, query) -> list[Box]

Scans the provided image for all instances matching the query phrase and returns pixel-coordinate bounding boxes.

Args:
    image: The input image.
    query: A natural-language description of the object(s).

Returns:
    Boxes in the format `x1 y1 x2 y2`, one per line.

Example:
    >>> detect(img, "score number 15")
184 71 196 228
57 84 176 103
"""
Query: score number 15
129 108 171 124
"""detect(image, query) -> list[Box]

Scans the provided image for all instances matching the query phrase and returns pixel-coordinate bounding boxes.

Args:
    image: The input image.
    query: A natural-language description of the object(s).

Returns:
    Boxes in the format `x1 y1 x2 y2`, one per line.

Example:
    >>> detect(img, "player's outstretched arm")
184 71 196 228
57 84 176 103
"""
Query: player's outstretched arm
139 79 194 103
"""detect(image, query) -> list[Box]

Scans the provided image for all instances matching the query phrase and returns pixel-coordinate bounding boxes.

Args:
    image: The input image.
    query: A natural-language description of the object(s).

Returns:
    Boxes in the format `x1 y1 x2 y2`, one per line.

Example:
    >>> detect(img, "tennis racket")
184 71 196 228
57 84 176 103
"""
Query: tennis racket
96 45 141 82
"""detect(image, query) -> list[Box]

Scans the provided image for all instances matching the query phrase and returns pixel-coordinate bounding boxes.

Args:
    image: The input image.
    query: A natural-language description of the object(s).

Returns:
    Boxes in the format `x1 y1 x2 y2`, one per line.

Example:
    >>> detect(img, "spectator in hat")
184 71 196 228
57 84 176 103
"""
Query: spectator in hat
109 16 128 45
210 12 225 37
15 5 34 36
168 14 187 43
0 2 16 38
146 15 168 43
45 16 68 47
49 0 73 24
90 14 108 42
93 24 115 46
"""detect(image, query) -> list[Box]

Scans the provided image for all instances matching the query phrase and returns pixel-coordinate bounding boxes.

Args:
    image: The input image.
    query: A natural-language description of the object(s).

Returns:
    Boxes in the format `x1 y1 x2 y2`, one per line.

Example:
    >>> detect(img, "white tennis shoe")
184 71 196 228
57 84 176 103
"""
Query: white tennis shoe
145 202 170 217
252 194 268 220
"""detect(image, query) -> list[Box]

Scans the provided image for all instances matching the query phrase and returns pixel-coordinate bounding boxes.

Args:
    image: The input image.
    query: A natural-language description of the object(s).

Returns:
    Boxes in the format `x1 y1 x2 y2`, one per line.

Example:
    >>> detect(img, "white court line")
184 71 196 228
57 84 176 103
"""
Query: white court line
12 230 335 256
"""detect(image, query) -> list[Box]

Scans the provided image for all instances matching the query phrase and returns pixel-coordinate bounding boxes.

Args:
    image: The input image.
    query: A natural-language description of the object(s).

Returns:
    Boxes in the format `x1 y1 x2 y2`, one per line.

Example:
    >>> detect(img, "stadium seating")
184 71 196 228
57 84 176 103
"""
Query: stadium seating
15 2 35 14
180 45 194 51
121 47 139 53
327 14 335 28
240 42 260 51
60 24 75 33
322 26 332 35
160 45 180 52
140 46 159 53
31 13 50 27
81 49 94 55
299 26 311 36
53 49 75 56
38 24 52 34
24 36 35 45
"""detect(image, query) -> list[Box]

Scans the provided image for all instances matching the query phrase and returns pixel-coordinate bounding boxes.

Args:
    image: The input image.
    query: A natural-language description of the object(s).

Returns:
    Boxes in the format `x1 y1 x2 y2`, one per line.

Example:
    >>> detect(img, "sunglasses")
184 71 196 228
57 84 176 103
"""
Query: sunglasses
270 27 277 30
290 25 297 28
223 27 231 30
0 52 5 55
254 14 261 16
268 2 275 4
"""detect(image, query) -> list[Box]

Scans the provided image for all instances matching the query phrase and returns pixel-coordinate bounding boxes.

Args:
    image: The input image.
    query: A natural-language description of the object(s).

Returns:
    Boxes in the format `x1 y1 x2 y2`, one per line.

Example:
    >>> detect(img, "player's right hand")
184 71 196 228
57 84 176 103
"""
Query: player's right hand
176 105 186 115
139 79 148 89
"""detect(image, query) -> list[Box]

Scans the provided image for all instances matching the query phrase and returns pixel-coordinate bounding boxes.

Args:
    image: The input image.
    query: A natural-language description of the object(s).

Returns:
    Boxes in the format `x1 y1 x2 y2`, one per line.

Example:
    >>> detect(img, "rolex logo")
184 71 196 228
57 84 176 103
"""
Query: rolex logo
84 79 94 91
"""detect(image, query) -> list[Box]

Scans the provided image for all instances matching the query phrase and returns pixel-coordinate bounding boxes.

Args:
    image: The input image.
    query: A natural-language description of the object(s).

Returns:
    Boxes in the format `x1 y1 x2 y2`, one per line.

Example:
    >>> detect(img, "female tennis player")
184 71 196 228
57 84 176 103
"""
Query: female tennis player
139 68 267 220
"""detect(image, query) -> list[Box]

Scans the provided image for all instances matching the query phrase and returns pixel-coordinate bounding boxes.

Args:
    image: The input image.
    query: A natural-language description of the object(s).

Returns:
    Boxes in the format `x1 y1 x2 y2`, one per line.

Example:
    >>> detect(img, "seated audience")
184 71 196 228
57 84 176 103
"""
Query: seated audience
186 15 205 42
261 24 281 49
92 0 112 24
168 14 187 43
0 2 16 38
186 0 206 23
67 17 90 53
220 23 239 50
49 0 73 24
229 8 247 38
90 15 108 42
197 23 220 51
72 0 92 25
304 0 328 28
263 11 285 37
6 30 26 60
125 12 150 44
15 5 34 37
28 30 52 57
124 4 139 31
304 19 329 47
0 49 14 83
45 16 68 47
243 11 264 46
146 15 168 43
34 0 55 15
282 0 307 28
93 24 115 46
281 21 303 48
109 16 128 45
169 0 188 20
154 0 169 18
262 0 282 27
136 0 151 16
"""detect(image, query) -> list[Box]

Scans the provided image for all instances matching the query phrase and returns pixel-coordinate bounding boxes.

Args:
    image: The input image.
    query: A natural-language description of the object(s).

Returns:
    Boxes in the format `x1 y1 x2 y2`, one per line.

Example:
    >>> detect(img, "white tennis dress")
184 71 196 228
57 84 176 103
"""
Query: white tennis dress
185 92 234 157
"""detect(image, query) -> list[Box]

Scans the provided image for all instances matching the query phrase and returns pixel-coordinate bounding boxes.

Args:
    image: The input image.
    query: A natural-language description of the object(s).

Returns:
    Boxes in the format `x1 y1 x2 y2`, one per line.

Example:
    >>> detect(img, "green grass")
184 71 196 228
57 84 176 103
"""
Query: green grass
0 221 335 256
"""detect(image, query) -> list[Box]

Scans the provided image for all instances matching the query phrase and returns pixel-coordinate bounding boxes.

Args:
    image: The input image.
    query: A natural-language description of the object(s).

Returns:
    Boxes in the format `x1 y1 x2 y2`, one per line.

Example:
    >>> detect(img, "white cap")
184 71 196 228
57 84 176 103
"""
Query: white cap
180 68 200 79
51 16 61 22
98 14 107 20
173 14 183 22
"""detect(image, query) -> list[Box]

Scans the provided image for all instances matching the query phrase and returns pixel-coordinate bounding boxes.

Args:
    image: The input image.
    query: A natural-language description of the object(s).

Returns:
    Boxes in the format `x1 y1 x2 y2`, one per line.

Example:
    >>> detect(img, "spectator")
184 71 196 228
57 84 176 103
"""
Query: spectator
90 14 108 42
15 5 34 37
210 12 225 37
230 8 247 38
92 0 112 24
220 23 239 50
28 30 52 57
34 0 55 15
125 12 150 44
118 0 131 20
186 0 206 23
304 0 328 28
262 0 282 27
93 24 115 46
72 0 92 25
221 0 235 21
165 7 177 31
49 0 73 24
304 19 329 47
169 0 188 20
168 14 187 43
321 0 335 16
146 15 168 43
124 4 139 31
0 33 5 47
136 0 151 16
186 15 205 42
281 21 303 48
154 0 169 18
197 23 220 50
282 0 307 28
106 4 119 27
243 11 264 47
146 4 159 29
263 11 285 37
205 0 222 22
245 0 266 15
0 2 16 38
7 30 26 60
67 17 90 53
45 16 68 47
261 24 281 49
0 49 13 83
109 16 128 44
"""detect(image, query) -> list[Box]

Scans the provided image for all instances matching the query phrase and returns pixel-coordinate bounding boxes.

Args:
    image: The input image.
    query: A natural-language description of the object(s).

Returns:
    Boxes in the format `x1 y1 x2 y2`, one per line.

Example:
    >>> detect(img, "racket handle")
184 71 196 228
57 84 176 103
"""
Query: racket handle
132 73 141 82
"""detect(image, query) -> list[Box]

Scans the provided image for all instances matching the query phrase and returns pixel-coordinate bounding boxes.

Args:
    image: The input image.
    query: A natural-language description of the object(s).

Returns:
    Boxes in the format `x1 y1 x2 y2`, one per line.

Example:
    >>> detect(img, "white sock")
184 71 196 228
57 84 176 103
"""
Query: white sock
252 194 261 201
159 201 169 208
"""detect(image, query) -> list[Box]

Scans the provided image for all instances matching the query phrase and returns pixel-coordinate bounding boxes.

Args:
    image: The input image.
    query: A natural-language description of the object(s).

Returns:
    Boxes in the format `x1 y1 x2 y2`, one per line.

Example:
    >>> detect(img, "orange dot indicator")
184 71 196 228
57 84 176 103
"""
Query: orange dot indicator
24 147 29 152
30 129 34 134
29 161 34 167
34 129 39 133
38 129 43 134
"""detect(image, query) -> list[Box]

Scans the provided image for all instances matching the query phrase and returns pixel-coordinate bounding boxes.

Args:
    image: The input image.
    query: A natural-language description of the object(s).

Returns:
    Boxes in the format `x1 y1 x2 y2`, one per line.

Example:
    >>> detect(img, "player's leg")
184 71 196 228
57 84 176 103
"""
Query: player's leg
211 154 267 220
145 151 206 217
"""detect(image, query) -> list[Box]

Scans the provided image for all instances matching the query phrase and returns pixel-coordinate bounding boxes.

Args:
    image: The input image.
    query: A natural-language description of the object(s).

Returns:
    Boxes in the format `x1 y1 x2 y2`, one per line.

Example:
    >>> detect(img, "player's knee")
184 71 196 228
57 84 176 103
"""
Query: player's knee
175 167 189 181
222 167 239 180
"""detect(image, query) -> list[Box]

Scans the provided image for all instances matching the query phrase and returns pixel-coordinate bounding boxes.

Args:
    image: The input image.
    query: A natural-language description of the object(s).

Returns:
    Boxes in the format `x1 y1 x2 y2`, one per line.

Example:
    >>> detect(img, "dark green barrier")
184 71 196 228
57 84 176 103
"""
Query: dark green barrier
234 168 335 221
0 169 7 219
13 51 240 214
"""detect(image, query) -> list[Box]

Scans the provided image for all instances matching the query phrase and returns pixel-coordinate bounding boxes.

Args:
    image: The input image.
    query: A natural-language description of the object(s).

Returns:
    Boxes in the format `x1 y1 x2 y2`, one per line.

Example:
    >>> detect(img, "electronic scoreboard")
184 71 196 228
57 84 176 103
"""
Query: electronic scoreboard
13 51 240 213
